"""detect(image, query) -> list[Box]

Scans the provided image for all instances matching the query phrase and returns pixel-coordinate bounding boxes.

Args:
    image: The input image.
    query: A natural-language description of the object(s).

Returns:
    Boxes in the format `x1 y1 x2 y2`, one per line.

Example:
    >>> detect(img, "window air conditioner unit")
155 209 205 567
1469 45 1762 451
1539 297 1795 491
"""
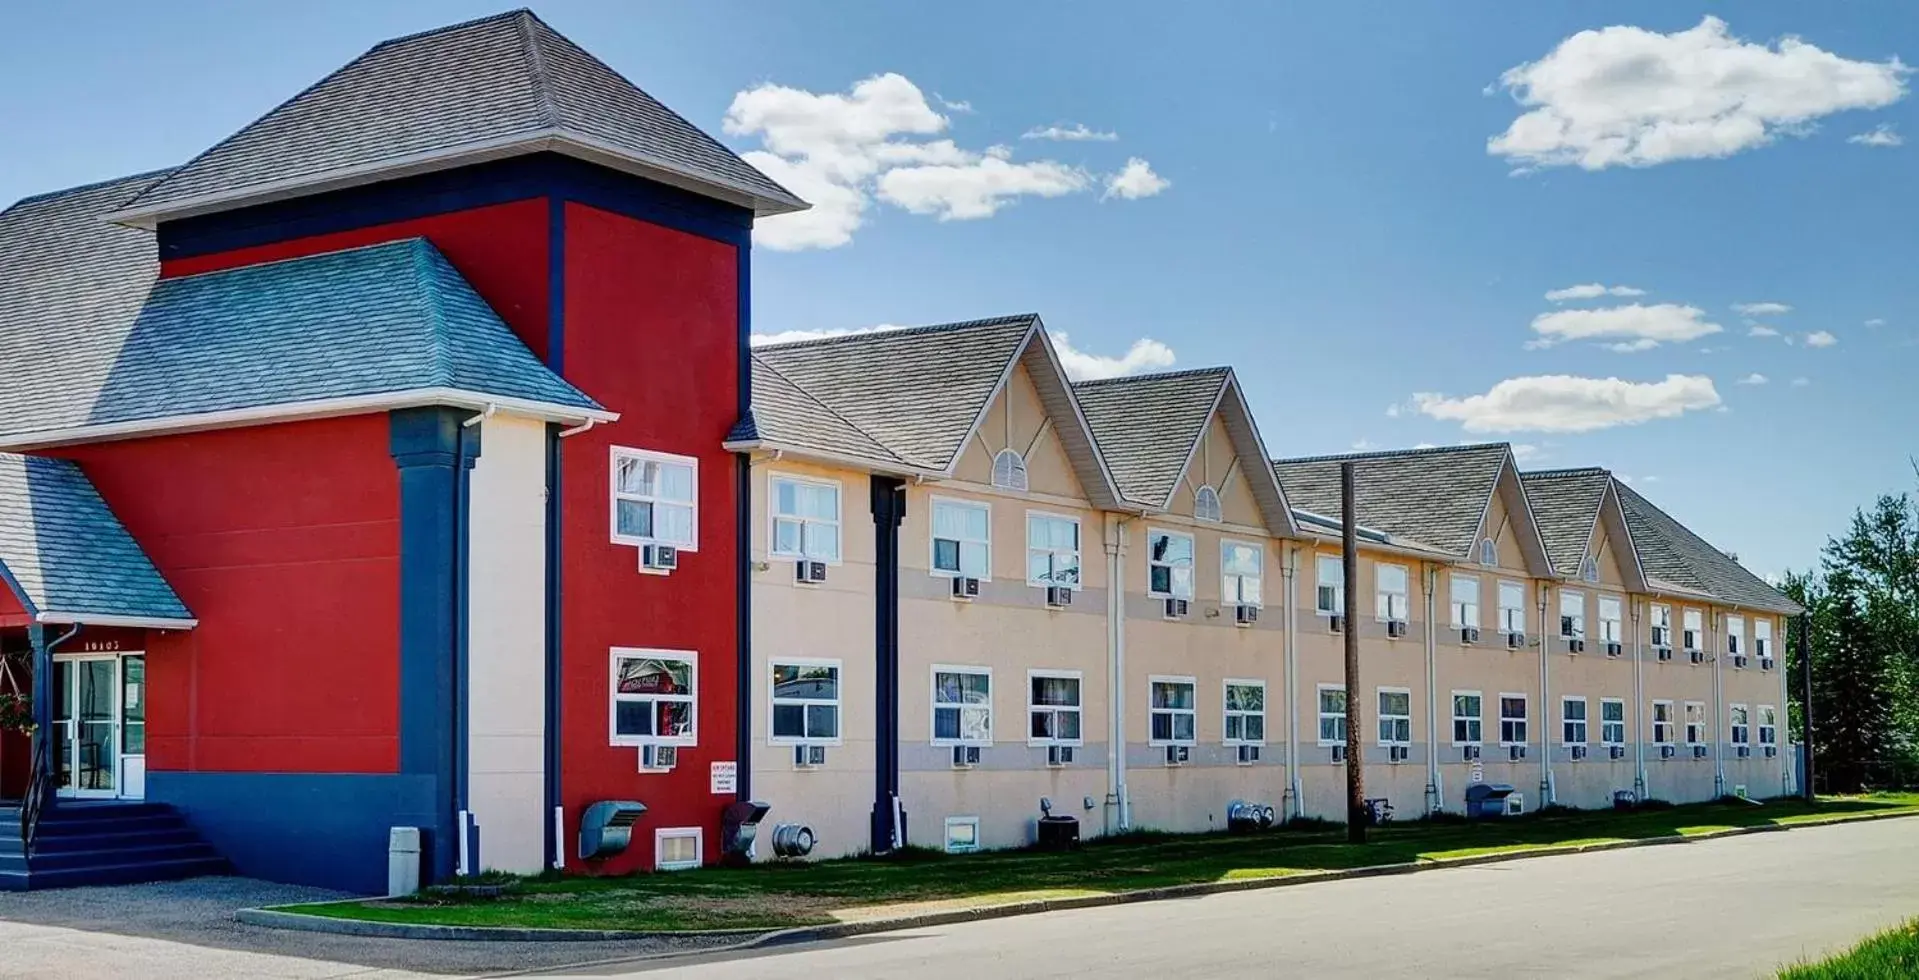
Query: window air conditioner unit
1329 614 1345 633
642 744 679 770
1462 744 1481 761
951 745 981 768
1331 744 1347 763
1237 744 1261 765
1682 629 1698 650
1732 654 1748 670
1509 744 1527 761
1461 626 1480 644
951 576 981 601
1692 745 1709 759
1164 597 1189 619
1660 745 1676 759
1164 744 1190 766
1387 620 1409 638
1760 657 1775 671
1568 639 1586 654
641 544 679 571
1046 586 1073 608
1609 745 1626 760
1570 745 1588 761
1657 647 1674 662
1389 745 1409 763
1736 746 1751 759
796 560 827 584
1047 745 1075 767
1605 642 1622 658
1507 632 1524 650
793 744 827 769
1236 604 1259 627
1689 649 1706 665
1764 746 1778 759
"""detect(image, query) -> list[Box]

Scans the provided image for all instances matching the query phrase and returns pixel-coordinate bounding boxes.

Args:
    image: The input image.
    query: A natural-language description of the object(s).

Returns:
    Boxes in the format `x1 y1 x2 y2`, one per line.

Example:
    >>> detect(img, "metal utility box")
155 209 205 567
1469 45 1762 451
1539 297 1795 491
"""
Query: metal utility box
579 800 648 861
721 800 771 865
1034 815 1080 851
1465 783 1516 819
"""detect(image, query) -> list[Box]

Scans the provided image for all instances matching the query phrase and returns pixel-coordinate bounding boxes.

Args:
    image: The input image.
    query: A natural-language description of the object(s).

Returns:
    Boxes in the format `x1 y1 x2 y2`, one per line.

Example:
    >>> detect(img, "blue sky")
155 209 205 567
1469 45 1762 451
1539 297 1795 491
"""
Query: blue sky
3 2 1913 579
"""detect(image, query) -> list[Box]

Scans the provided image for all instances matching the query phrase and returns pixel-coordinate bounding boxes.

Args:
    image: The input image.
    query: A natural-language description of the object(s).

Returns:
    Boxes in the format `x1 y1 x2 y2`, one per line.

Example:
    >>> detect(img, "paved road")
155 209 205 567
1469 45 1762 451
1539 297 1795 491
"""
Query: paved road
560 817 1919 980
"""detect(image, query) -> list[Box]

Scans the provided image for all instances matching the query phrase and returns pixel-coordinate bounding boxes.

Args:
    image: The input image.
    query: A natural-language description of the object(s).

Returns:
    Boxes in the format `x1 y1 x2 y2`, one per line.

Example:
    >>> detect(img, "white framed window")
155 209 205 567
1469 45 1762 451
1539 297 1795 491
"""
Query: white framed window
1221 539 1264 607
1194 485 1224 522
609 648 697 746
1027 670 1083 746
1375 562 1410 623
1147 528 1195 599
1025 512 1081 587
1377 688 1412 746
1451 691 1483 745
1559 589 1586 639
944 816 981 854
1726 615 1745 657
610 447 698 550
1652 700 1675 745
1224 679 1267 745
1149 676 1197 745
1651 603 1673 648
1561 696 1588 746
1600 698 1626 746
931 498 991 579
1730 703 1750 746
769 659 841 745
1684 701 1706 746
1498 580 1527 635
1755 619 1774 660
1315 556 1344 615
770 474 842 563
1598 595 1623 644
1499 693 1528 746
1450 574 1480 628
1580 555 1600 582
654 827 702 871
1317 684 1347 745
932 666 992 746
991 448 1028 491
1759 705 1778 746
1479 537 1498 566
1683 608 1704 651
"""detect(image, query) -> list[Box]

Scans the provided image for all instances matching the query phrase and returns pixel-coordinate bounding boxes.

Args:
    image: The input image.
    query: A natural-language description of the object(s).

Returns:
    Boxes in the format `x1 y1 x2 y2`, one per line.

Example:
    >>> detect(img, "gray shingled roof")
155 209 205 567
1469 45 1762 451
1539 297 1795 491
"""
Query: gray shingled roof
1616 481 1802 615
0 171 601 443
1273 444 1511 555
0 453 192 623
734 358 911 468
1520 468 1612 577
1074 369 1229 507
116 10 803 220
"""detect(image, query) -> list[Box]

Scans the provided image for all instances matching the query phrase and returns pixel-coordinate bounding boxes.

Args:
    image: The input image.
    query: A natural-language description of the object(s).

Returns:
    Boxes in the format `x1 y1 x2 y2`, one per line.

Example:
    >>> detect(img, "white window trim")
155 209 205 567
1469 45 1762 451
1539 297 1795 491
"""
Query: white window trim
1498 692 1529 747
1560 695 1588 748
608 647 698 748
1450 573 1480 629
1220 538 1264 608
1451 690 1484 747
931 663 994 747
1498 580 1527 635
1726 615 1745 656
1684 700 1707 746
1223 677 1267 747
1316 683 1348 747
1580 555 1600 583
930 496 993 581
1024 510 1083 588
1597 594 1624 643
1652 699 1676 746
1682 608 1705 651
1730 702 1751 745
1651 604 1673 647
1375 562 1411 623
653 827 703 871
767 471 843 565
1758 704 1778 745
1479 537 1498 567
768 657 843 747
609 446 700 551
991 447 1028 491
1600 697 1627 747
943 815 981 854
1377 686 1413 748
1315 555 1344 616
1146 527 1197 600
1148 674 1199 747
1026 668 1085 748
1558 589 1586 639
1193 484 1223 522
1755 619 1774 659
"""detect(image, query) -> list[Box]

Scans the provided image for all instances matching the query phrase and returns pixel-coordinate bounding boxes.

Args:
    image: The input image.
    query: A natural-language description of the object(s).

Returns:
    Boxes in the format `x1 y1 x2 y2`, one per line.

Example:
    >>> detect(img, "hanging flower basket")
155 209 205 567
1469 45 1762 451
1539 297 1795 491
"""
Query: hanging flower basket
0 692 31 734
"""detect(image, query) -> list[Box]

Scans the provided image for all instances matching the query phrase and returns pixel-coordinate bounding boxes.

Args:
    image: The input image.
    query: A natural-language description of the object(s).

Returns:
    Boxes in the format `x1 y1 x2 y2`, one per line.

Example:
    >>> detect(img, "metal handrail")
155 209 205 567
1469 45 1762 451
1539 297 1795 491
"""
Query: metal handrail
20 727 48 854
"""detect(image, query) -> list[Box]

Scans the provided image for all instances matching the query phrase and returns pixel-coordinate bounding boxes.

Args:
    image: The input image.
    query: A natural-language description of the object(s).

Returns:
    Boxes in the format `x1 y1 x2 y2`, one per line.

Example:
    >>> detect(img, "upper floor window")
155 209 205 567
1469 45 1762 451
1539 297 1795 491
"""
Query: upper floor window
991 448 1028 491
1683 608 1704 651
1221 540 1263 607
610 648 696 746
1651 603 1673 649
1755 619 1774 660
1498 580 1526 635
932 498 991 578
1450 574 1480 628
770 475 841 562
1316 556 1344 615
1194 485 1223 523
1559 589 1585 639
1479 537 1498 566
1375 562 1410 623
1727 615 1745 656
770 660 840 744
1026 513 1081 587
1148 529 1195 599
1598 595 1623 644
611 448 697 549
1580 555 1600 582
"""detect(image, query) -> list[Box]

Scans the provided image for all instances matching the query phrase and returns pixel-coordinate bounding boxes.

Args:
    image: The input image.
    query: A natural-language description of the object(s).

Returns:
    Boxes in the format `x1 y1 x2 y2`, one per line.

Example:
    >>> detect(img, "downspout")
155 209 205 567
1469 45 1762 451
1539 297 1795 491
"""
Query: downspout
1422 564 1439 815
1778 615 1792 797
1282 545 1302 819
1632 599 1647 801
1104 514 1131 832
1538 583 1552 806
30 623 83 810
452 415 480 877
1712 611 1726 798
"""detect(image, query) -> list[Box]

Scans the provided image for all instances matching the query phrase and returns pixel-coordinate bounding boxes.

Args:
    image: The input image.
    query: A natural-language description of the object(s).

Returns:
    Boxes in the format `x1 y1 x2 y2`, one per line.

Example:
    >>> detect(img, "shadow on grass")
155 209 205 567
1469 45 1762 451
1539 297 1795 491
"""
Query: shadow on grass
285 793 1919 933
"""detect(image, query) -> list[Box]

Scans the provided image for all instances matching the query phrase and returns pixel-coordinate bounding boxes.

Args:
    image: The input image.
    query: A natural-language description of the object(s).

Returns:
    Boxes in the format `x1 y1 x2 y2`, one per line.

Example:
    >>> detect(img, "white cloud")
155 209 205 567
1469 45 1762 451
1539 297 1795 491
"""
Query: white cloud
1488 17 1909 171
1103 157 1172 201
1351 439 1380 452
1510 443 1545 462
938 95 974 114
1866 317 1887 327
1747 323 1781 338
1022 123 1119 142
1412 374 1722 433
1849 123 1904 147
1733 301 1792 316
749 323 906 347
1805 330 1839 347
726 73 1114 248
1545 283 1646 302
1736 372 1769 385
1528 303 1723 350
1791 376 1812 387
1049 331 1177 381
1384 404 1401 418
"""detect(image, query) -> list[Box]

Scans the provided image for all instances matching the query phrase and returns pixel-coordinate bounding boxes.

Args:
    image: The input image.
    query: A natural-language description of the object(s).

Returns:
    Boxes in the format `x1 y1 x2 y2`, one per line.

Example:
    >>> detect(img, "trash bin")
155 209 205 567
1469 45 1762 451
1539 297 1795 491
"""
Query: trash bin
1465 783 1515 819
387 826 422 897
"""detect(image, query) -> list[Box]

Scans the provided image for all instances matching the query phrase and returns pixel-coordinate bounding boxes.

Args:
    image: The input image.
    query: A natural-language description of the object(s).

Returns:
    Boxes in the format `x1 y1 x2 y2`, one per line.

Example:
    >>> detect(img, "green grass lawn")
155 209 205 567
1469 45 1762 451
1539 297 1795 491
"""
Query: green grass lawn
278 793 1919 934
1781 919 1919 979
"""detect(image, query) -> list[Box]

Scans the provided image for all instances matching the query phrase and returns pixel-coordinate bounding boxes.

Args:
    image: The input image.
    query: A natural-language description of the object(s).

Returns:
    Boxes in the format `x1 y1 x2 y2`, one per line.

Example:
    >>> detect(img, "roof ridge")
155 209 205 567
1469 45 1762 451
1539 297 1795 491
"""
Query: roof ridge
1273 442 1510 466
157 236 422 283
514 10 562 129
2 168 177 215
1522 466 1611 479
1070 365 1230 388
751 354 911 464
752 314 1038 352
366 8 532 53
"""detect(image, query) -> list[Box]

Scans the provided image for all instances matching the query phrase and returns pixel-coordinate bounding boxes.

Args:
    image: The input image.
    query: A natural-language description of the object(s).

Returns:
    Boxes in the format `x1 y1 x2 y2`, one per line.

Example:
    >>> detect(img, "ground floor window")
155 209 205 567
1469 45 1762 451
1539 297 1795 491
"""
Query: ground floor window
1150 676 1197 744
1224 680 1266 744
1730 704 1750 746
1499 694 1528 746
1377 688 1412 746
1451 692 1482 744
610 649 696 746
944 816 981 854
1561 696 1587 746
1684 702 1706 746
654 828 702 871
770 660 840 743
933 667 993 745
1759 705 1778 746
1600 698 1626 746
1652 700 1675 745
1317 685 1346 744
1028 671 1083 745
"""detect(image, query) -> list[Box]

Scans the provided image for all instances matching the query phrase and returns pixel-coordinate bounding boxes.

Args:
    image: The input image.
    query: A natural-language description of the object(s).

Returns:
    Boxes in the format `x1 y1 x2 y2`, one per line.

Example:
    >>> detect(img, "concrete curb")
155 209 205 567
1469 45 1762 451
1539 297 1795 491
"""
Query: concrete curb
238 808 1919 948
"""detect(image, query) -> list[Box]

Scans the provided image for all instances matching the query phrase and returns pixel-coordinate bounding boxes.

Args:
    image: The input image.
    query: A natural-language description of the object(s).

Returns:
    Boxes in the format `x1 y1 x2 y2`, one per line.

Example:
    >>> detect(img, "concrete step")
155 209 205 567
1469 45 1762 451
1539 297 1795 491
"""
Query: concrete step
0 856 229 892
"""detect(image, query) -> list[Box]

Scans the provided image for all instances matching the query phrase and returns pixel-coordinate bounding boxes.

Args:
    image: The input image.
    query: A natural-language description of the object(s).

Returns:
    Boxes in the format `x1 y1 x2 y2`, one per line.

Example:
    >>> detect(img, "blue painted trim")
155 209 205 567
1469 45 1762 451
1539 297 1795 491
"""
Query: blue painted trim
542 422 564 870
453 418 481 834
868 477 906 853
159 154 751 261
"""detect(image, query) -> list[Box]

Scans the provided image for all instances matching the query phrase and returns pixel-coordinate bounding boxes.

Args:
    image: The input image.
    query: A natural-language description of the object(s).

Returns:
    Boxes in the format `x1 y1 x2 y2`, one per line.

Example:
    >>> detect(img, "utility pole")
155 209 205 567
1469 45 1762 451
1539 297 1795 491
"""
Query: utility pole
1798 612 1815 803
1342 462 1366 844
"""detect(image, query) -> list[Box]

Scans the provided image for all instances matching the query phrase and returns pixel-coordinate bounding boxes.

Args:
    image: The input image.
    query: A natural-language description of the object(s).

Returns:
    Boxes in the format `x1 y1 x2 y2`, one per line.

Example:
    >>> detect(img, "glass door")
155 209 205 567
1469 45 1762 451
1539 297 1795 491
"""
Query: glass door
121 656 146 799
55 656 120 798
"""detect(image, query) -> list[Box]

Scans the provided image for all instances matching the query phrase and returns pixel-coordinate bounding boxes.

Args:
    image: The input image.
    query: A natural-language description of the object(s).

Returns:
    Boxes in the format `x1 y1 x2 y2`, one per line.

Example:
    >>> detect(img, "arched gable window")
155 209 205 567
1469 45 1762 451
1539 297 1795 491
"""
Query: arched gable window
992 448 1029 491
1580 556 1600 583
1479 538 1498 566
1194 485 1223 523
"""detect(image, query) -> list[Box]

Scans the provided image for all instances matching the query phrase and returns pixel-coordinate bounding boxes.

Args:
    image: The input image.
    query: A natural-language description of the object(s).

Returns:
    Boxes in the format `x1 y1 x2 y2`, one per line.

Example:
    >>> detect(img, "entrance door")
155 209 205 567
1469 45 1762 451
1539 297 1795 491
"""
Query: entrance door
51 653 143 800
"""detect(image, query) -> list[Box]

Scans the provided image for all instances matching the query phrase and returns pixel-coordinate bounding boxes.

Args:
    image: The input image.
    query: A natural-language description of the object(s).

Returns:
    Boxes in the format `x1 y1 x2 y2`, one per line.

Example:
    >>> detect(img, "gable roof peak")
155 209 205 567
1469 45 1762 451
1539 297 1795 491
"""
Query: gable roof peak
751 314 1039 353
1273 441 1511 467
1071 365 1231 390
